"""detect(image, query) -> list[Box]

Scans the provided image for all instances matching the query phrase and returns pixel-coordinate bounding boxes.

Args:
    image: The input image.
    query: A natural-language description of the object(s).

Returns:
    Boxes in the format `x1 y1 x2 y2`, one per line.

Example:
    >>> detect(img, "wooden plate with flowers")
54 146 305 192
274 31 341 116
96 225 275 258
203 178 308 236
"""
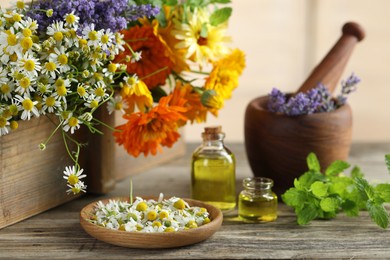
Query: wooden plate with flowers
79 196 223 249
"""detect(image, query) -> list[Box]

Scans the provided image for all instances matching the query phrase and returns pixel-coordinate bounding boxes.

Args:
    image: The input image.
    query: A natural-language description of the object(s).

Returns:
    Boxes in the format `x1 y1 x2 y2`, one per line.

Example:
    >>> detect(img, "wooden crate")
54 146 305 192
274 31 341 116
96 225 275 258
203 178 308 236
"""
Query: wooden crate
0 116 80 229
0 111 186 229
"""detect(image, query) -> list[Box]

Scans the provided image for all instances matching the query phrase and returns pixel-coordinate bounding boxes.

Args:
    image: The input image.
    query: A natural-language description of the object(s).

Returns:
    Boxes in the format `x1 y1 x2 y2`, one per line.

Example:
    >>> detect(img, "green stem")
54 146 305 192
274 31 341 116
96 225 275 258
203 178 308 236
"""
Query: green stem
190 70 210 75
129 178 133 205
141 66 169 80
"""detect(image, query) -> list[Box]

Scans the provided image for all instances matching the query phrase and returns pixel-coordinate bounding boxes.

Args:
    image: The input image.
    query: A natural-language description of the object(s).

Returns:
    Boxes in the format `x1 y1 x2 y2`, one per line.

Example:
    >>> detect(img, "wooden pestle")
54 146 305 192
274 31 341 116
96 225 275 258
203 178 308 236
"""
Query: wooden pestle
297 22 365 94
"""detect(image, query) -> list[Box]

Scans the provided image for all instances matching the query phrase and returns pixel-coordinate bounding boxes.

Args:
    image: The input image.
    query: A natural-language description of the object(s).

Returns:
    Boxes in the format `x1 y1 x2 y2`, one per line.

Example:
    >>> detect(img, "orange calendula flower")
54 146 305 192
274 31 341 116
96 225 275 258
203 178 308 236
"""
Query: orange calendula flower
114 95 188 157
114 25 174 89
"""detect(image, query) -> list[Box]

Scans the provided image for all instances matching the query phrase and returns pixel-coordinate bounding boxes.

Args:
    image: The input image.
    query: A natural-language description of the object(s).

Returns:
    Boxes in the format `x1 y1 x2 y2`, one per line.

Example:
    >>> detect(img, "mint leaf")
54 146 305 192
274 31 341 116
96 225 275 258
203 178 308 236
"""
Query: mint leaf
366 200 389 229
298 171 326 189
320 197 339 212
209 7 232 26
296 205 318 225
311 181 329 198
325 160 350 177
307 152 321 172
350 166 364 179
210 0 231 3
386 154 390 174
375 184 390 202
281 188 306 209
341 199 359 217
355 177 376 201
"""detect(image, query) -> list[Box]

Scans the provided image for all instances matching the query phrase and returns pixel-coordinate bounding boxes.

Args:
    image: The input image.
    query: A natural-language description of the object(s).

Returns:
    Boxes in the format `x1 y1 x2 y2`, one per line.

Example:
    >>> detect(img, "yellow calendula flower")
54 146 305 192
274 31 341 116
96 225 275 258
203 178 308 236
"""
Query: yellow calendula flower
121 79 153 114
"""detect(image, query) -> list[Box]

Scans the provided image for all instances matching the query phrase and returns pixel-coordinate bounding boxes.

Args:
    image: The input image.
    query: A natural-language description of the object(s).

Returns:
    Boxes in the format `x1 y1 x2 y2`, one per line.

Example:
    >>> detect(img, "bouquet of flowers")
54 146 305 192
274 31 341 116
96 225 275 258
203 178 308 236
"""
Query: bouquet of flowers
0 0 245 194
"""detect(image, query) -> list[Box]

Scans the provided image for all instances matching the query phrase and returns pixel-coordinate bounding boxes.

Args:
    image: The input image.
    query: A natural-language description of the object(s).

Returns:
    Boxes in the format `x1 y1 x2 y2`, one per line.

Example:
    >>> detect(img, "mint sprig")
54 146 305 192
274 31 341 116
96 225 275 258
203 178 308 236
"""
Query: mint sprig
282 152 390 229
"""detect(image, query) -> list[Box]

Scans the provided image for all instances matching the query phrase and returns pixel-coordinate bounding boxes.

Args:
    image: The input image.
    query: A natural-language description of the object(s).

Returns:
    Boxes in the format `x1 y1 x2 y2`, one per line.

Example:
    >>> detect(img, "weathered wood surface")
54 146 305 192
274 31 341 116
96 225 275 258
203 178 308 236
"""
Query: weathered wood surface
1 142 390 259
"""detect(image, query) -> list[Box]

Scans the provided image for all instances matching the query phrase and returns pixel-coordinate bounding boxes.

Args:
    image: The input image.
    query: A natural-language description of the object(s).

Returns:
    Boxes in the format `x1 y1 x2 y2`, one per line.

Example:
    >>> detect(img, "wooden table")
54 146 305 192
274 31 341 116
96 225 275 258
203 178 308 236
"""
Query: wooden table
1 143 390 259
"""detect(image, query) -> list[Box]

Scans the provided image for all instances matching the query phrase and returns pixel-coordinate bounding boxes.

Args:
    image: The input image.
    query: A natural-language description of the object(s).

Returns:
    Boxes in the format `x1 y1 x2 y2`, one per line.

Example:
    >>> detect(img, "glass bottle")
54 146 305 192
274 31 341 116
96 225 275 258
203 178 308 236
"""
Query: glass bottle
238 177 278 222
191 126 236 211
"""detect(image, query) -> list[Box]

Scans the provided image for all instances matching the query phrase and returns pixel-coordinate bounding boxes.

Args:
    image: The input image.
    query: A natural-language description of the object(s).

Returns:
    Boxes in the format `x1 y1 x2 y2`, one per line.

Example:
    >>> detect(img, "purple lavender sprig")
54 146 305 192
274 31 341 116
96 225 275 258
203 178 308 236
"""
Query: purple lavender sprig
267 73 360 116
27 0 160 35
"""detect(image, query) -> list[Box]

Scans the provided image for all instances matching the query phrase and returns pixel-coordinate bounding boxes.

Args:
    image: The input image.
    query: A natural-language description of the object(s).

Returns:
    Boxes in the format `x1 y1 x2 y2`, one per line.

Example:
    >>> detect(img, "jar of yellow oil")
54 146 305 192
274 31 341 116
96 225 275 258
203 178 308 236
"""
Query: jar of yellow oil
191 126 236 212
238 177 278 222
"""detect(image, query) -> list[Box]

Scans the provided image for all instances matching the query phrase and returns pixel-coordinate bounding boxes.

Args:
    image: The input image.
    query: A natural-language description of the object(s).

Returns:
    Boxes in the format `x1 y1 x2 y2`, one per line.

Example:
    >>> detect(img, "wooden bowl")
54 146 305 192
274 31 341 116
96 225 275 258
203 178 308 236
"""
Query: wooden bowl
79 197 223 249
244 95 353 195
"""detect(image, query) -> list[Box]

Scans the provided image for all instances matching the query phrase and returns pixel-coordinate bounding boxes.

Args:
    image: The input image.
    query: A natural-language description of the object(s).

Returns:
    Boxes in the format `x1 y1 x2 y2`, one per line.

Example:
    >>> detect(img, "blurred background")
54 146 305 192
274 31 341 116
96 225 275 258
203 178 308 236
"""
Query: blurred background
2 0 389 143
185 0 390 143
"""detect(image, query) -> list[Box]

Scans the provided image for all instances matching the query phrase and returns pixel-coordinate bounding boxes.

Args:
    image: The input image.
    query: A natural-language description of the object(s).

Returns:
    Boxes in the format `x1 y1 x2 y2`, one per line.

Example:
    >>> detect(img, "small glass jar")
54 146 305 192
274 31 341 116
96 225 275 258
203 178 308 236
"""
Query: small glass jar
238 177 277 222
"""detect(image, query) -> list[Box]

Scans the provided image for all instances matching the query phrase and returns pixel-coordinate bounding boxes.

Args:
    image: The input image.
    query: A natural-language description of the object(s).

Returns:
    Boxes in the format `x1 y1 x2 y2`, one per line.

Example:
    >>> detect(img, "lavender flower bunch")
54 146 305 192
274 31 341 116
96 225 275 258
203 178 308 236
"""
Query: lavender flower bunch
27 0 160 35
268 73 361 116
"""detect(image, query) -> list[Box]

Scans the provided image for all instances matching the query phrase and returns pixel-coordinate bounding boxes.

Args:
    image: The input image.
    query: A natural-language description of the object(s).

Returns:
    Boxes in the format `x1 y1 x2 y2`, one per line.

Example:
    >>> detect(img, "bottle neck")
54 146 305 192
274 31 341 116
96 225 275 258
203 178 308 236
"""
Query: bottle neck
202 133 225 148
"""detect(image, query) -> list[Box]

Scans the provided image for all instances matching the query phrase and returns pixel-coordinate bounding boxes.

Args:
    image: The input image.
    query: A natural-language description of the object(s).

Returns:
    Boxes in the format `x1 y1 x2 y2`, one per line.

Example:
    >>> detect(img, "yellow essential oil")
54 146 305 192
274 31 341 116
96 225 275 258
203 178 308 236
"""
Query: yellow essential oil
191 126 236 212
238 177 277 222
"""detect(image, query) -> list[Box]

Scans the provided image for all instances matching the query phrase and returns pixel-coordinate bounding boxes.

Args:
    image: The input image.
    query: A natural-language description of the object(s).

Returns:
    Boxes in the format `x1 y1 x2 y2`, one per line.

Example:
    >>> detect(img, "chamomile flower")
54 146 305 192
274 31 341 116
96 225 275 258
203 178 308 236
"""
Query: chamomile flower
107 95 124 115
0 27 21 56
82 24 102 48
100 28 114 51
46 20 66 42
63 114 81 134
84 96 100 109
67 181 87 195
0 115 10 136
14 94 39 120
131 51 142 63
18 16 38 32
16 52 41 78
63 165 86 186
64 12 79 30
42 94 61 114
93 81 109 100
14 75 36 95
49 46 70 73
41 61 59 78
0 82 15 101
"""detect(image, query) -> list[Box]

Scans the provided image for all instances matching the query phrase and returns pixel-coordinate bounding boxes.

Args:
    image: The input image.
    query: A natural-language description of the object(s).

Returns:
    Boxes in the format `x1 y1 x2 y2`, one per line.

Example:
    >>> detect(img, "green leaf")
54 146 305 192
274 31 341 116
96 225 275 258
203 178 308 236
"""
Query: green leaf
164 0 178 5
209 7 232 26
325 160 350 177
298 171 326 189
296 205 318 225
311 181 329 198
366 200 389 229
281 188 306 209
341 199 359 217
320 197 339 212
210 0 231 3
350 166 364 179
385 154 390 174
306 152 321 172
355 177 376 201
375 183 390 202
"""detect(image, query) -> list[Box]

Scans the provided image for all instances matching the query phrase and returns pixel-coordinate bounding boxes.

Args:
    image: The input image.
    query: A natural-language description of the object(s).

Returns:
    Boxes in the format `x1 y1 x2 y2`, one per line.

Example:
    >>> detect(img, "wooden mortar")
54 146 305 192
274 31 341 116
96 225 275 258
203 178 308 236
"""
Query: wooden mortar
244 22 365 195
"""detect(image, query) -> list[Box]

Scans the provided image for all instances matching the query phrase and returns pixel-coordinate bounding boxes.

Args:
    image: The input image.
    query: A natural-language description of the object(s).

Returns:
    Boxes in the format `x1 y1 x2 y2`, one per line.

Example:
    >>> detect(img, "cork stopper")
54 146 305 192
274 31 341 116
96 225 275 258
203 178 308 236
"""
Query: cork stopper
202 126 224 140
204 126 222 135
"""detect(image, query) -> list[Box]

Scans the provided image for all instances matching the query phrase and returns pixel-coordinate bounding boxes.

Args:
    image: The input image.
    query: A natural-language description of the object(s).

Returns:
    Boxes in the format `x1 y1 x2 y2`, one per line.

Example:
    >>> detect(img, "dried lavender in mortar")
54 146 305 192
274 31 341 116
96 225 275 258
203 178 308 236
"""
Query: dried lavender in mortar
267 73 360 116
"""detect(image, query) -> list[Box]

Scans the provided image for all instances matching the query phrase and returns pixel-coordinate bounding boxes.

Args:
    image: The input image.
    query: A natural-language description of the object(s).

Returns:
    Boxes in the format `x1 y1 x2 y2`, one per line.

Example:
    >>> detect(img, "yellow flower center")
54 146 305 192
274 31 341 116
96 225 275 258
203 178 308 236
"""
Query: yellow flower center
147 211 157 221
94 87 105 97
57 86 67 96
2 109 11 118
174 199 186 210
114 102 123 110
45 96 56 107
55 78 65 87
88 30 98 41
22 28 32 37
20 37 33 50
136 202 148 211
77 86 86 96
93 72 103 81
24 60 35 71
108 63 117 73
66 14 76 24
126 77 137 85
68 117 78 127
0 84 10 93
159 211 169 219
20 77 31 89
101 34 109 44
7 34 17 46
9 104 18 115
22 98 34 111
45 62 56 71
10 120 18 130
53 31 63 42
0 117 7 128
67 174 79 185
89 100 99 108
13 14 22 22
10 53 18 62
16 1 25 9
79 38 87 46
58 54 68 65
152 221 162 228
